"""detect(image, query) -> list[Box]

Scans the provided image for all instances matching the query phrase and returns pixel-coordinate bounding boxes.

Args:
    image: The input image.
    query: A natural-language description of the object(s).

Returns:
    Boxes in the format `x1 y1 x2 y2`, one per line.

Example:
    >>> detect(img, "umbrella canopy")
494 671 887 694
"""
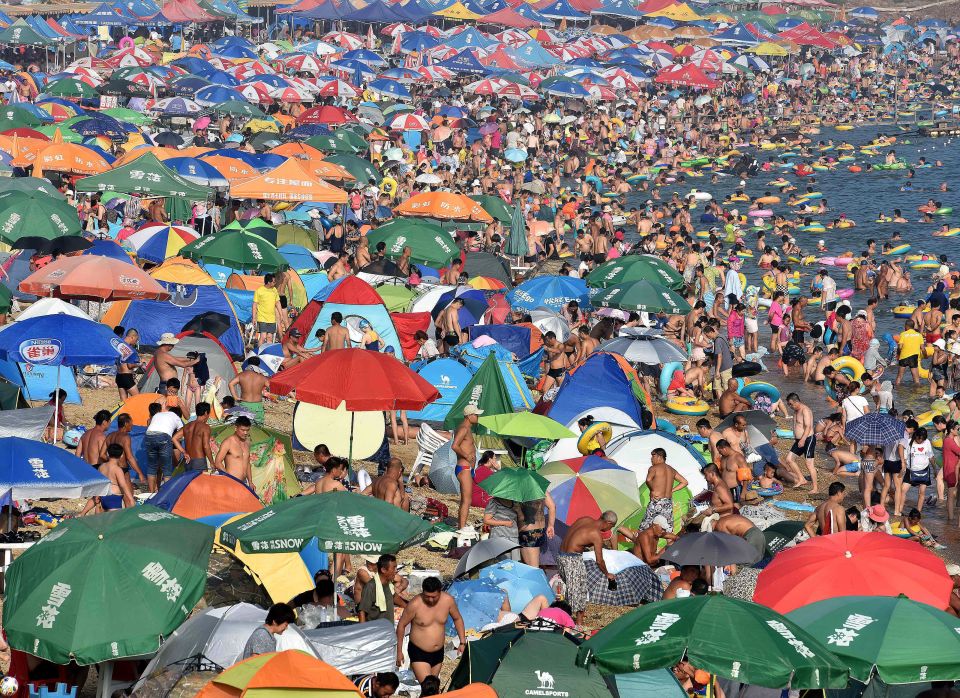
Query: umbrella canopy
754 532 953 614
477 412 575 440
180 230 289 273
447 579 507 632
660 531 763 566
453 537 521 578
590 280 691 314
195 649 363 698
844 413 906 445
478 467 550 503
270 348 440 411
787 594 960 684
365 219 458 266
576 595 849 689
394 191 493 222
478 560 554 611
597 333 687 364
219 490 433 555
540 455 642 524
0 314 136 367
125 224 200 264
0 190 82 247
3 505 214 664
0 437 110 499
18 255 170 301
506 275 591 313
587 255 686 292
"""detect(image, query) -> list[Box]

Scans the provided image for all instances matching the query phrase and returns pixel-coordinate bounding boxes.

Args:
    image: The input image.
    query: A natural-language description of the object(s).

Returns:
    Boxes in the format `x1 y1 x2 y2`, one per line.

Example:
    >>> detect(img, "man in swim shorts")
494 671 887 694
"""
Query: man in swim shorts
228 357 269 424
395 576 465 682
640 448 688 530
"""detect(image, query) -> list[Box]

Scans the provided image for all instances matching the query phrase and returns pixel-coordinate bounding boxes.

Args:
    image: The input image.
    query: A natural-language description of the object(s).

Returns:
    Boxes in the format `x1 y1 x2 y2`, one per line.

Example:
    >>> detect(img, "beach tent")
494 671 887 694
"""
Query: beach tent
452 341 535 413
463 251 513 288
444 352 515 430
288 275 402 355
390 310 434 362
407 357 473 425
0 406 52 439
226 269 309 311
605 429 709 496
138 331 238 401
212 423 300 504
151 470 263 519
469 324 533 360
0 378 26 410
546 352 650 430
0 358 82 404
101 258 246 357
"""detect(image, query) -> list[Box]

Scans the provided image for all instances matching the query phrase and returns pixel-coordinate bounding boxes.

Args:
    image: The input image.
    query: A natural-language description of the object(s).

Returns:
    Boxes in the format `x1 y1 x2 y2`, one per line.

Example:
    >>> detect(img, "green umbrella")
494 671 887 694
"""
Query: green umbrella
180 230 288 273
587 256 686 292
366 219 458 266
325 154 381 188
505 199 529 257
44 77 99 100
0 191 82 246
222 217 278 245
375 283 417 312
788 595 960 684
213 101 267 119
0 284 11 314
102 107 155 125
2 505 213 665
0 177 64 198
304 134 364 154
590 279 691 315
470 194 515 224
577 595 849 689
219 490 433 555
478 467 550 502
37 124 85 143
478 412 575 440
0 105 43 130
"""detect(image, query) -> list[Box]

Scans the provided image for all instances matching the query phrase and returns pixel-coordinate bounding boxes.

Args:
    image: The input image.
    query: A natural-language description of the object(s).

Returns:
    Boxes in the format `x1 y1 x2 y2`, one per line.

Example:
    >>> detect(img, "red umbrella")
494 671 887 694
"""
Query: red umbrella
297 105 358 126
270 348 440 411
753 531 952 614
655 63 719 89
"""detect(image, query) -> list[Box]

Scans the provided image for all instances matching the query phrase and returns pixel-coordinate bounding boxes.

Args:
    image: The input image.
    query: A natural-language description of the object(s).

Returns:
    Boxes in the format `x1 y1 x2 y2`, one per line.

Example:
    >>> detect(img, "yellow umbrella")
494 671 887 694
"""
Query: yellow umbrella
750 41 789 56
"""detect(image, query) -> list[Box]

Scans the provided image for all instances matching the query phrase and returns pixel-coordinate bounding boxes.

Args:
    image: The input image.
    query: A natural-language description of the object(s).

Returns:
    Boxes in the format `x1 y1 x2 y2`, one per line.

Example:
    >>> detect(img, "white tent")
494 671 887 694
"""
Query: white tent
605 429 709 496
14 298 92 322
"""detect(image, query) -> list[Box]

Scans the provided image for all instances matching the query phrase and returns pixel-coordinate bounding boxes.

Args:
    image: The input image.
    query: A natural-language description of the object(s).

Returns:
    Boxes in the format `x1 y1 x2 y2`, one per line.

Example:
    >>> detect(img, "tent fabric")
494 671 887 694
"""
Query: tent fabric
443 352 514 431
0 378 27 411
151 470 263 519
212 423 301 504
0 406 53 439
390 310 433 362
0 359 82 404
604 429 709 496
468 325 532 360
302 619 397 676
547 352 644 429
407 357 472 424
463 252 512 288
452 341 534 413
138 331 238 401
101 259 245 357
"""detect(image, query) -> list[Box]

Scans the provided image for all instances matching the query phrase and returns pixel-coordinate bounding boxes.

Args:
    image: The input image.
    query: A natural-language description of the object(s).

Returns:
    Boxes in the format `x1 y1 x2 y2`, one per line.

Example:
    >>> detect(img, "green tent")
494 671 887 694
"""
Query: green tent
450 625 687 698
211 423 300 504
276 223 317 248
75 152 209 220
325 154 381 189
0 377 26 410
0 20 59 47
470 194 515 224
375 283 416 312
443 353 514 432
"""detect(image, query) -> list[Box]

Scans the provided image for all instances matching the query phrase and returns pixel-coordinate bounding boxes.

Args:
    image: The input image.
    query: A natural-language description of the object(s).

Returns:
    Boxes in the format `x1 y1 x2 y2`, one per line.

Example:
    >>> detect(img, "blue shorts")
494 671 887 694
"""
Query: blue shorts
144 433 173 477
100 495 124 510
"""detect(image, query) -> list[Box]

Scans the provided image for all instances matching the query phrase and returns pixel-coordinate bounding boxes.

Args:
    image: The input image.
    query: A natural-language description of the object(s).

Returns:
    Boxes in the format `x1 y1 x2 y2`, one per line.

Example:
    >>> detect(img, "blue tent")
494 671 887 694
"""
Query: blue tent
511 3 553 24
547 352 643 428
278 244 321 272
452 342 534 412
535 0 587 20
393 0 434 20
712 22 761 46
468 325 531 360
343 1 406 21
407 358 472 424
0 359 81 404
438 49 490 75
82 241 132 263
299 272 329 301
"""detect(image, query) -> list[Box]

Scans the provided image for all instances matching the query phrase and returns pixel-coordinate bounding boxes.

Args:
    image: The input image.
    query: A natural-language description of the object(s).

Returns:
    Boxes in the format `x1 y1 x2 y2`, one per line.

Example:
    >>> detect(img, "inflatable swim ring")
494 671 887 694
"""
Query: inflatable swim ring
885 244 910 255
659 361 684 397
665 397 710 416
577 422 613 455
892 306 916 318
775 428 795 439
739 381 782 403
750 480 784 497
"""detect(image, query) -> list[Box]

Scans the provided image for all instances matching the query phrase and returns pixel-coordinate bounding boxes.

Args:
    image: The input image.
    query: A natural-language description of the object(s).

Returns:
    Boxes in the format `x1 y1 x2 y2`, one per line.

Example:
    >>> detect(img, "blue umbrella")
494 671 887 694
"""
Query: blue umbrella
342 48 389 66
368 78 411 100
169 76 212 96
845 413 906 446
81 240 133 263
164 157 230 188
201 70 242 88
330 59 377 78
195 85 245 107
446 579 506 632
214 44 257 60
0 315 135 368
0 437 111 500
503 148 528 163
544 79 591 99
478 560 555 612
432 287 488 327
506 275 591 313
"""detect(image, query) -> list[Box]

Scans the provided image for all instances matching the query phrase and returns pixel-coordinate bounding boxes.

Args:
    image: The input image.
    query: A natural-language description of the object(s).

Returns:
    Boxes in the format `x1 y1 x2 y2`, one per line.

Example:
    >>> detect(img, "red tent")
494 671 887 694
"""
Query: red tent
654 63 718 89
483 6 540 28
760 3 786 13
160 0 221 22
297 104 359 125
568 0 602 11
390 311 433 361
777 22 837 47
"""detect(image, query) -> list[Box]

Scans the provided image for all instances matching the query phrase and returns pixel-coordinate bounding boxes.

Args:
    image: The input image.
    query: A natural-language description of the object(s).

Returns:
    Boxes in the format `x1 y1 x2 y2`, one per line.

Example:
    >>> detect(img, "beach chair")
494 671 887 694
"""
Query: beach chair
28 683 76 698
410 422 447 483
77 364 116 390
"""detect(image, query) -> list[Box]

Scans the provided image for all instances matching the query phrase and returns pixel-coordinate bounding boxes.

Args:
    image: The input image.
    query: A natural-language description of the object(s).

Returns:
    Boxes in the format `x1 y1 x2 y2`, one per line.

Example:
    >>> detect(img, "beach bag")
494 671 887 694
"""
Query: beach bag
907 448 931 486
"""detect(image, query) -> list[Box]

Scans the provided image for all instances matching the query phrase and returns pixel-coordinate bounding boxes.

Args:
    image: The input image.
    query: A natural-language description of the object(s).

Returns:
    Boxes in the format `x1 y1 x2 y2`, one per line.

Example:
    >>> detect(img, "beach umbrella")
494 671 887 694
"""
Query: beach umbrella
180 230 288 273
394 191 493 222
297 104 357 125
479 560 554 611
123 224 201 264
43 77 98 100
324 153 381 186
387 112 430 130
213 100 268 120
754 532 953 614
194 650 363 698
477 467 550 503
365 220 458 266
478 412 575 441
598 333 687 364
18 255 170 302
150 97 203 116
505 201 529 257
844 413 905 445
540 455 642 525
0 191 81 247
468 194 514 224
590 279 691 315
454 538 521 578
762 520 806 556
0 437 110 499
431 287 488 328
369 78 412 100
220 490 432 555
447 579 507 632
506 275 591 313
587 255 686 292
787 594 960 684
163 157 230 188
660 531 763 566
576 595 849 688
3 505 214 664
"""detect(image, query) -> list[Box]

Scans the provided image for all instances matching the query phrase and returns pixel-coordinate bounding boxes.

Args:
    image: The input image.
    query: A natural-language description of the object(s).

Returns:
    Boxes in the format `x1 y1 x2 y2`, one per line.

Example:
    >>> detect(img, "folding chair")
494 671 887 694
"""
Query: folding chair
409 423 448 483
77 364 116 390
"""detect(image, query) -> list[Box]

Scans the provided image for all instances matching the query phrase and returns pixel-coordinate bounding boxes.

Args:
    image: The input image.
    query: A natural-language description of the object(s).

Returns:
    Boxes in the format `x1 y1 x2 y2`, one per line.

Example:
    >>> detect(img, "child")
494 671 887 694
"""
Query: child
895 509 944 549
666 369 694 398
757 462 781 491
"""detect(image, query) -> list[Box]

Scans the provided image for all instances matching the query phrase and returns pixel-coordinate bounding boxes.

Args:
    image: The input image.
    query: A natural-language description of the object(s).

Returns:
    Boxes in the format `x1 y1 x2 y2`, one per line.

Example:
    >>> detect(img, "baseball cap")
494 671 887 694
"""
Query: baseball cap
652 515 669 529
289 328 302 337
463 405 484 416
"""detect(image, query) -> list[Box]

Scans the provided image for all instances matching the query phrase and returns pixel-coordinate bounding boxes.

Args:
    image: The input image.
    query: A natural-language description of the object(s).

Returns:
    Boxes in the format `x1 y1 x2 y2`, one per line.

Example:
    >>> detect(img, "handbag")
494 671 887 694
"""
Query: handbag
907 446 932 486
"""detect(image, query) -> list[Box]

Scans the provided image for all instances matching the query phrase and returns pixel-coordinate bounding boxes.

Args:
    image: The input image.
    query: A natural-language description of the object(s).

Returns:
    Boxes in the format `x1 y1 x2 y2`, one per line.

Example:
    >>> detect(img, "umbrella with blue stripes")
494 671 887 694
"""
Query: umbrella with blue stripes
845 413 906 446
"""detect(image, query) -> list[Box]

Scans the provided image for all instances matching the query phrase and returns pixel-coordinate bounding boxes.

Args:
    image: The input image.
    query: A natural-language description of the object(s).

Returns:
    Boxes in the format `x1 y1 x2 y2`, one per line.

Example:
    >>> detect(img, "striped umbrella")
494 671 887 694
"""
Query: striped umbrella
126 224 200 264
539 456 641 525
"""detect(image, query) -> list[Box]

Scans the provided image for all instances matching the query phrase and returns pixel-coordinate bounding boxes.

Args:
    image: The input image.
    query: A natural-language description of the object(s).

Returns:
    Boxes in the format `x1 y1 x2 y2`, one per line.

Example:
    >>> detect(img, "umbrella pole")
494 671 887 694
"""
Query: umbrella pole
348 410 355 470
53 364 60 445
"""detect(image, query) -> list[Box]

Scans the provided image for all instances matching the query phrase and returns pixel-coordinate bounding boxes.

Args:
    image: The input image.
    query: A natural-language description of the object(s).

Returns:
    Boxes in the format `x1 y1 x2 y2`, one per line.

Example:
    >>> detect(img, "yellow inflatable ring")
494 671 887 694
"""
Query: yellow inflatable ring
577 422 613 455
831 356 865 382
665 397 710 416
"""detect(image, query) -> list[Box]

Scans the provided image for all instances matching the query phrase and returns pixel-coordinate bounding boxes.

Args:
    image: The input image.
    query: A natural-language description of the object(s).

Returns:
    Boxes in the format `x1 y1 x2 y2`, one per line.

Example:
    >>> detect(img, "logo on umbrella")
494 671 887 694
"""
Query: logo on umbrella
36 582 71 629
18 339 62 365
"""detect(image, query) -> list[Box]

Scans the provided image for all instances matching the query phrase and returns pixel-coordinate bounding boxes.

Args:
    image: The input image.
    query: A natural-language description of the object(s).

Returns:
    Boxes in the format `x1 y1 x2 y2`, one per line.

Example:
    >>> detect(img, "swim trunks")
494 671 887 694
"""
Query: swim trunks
239 400 265 423
790 436 816 459
407 641 444 667
639 497 673 530
519 527 545 548
556 553 588 614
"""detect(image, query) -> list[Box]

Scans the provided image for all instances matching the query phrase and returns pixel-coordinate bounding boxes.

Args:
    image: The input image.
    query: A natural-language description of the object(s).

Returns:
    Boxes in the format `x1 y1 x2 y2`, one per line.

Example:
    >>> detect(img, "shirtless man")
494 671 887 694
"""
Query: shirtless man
153 333 199 394
452 405 480 529
322 312 351 351
629 515 676 566
180 402 212 471
785 393 817 491
437 299 464 351
395 577 465 682
228 358 270 424
557 512 617 624
663 565 701 599
717 439 749 503
640 448 688 529
280 328 316 369
215 416 252 486
701 465 736 517
805 481 847 536
371 458 410 512
82 443 136 514
574 325 598 364
696 418 724 465
714 513 767 563
327 253 350 281
718 378 752 417
100 413 145 485
77 410 111 465
720 414 751 456
541 331 568 392
442 259 463 286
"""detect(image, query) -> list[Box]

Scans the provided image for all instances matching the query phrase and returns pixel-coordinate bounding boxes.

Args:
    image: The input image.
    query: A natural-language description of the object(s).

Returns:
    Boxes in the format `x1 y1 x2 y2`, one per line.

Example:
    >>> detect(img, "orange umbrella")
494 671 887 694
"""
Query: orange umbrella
446 685 498 698
230 159 348 203
303 159 356 183
19 255 171 301
196 650 363 698
269 142 326 160
178 145 214 158
201 155 258 182
111 393 163 426
32 142 111 177
0 134 50 164
394 192 493 222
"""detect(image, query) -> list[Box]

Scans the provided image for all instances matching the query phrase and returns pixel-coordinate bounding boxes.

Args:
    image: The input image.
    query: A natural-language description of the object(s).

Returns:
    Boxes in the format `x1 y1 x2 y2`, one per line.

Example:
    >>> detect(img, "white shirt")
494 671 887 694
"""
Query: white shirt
146 412 183 437
841 395 869 423
821 275 837 304
417 339 440 359
908 439 934 471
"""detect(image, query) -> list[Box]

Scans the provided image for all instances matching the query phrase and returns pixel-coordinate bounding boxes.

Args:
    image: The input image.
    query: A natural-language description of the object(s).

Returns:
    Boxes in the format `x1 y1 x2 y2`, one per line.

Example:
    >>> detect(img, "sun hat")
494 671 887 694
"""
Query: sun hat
158 333 179 346
867 505 889 523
